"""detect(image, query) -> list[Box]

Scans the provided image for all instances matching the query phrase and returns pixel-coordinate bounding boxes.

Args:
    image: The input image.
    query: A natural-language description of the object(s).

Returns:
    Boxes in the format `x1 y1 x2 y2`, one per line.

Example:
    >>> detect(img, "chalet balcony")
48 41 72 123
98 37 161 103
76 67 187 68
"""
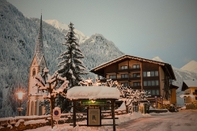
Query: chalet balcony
129 76 141 80
116 77 129 81
115 76 141 81
129 86 141 90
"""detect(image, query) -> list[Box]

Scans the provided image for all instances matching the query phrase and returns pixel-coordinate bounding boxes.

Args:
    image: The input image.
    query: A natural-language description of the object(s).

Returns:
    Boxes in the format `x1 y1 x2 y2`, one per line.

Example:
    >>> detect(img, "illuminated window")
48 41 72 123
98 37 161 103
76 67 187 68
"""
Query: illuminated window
120 65 128 70
143 71 159 77
132 64 140 69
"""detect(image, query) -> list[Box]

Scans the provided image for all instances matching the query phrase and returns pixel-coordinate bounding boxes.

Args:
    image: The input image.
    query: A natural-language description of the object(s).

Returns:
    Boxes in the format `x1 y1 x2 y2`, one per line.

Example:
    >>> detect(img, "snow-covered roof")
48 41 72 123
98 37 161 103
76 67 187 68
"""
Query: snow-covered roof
183 79 197 88
67 86 120 100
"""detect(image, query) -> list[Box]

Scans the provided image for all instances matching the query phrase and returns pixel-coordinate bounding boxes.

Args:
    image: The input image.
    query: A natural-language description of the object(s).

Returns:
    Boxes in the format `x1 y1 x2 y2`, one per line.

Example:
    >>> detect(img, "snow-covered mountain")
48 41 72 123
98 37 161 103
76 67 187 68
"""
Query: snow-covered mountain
181 60 197 74
81 33 124 70
0 0 124 117
152 56 164 62
0 0 197 117
44 20 124 70
44 19 89 44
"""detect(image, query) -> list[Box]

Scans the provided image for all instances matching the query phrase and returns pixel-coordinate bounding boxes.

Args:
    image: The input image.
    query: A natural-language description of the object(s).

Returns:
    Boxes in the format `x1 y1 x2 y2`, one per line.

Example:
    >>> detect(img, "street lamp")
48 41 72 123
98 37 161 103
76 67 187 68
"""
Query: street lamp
16 91 25 116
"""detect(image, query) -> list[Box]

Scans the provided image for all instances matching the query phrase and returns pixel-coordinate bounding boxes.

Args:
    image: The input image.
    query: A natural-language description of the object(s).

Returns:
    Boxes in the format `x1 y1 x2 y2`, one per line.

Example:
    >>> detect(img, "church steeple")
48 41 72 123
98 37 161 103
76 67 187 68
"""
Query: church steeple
27 14 47 116
35 14 44 60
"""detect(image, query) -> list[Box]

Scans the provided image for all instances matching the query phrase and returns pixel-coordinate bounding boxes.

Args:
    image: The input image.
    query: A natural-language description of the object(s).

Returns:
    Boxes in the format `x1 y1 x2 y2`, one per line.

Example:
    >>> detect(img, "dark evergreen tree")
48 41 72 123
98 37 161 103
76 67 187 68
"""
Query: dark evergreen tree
57 22 87 88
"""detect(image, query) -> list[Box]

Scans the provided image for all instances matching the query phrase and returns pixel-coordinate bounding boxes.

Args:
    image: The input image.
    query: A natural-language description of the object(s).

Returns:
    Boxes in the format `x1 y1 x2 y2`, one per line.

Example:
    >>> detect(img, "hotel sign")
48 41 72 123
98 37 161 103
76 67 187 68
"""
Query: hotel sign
81 100 106 105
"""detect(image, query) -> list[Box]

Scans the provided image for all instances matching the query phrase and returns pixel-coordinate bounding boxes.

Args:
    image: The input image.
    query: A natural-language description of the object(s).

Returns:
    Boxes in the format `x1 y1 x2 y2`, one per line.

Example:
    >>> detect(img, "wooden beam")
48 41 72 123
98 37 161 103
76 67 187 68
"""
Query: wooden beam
73 101 76 127
111 100 116 131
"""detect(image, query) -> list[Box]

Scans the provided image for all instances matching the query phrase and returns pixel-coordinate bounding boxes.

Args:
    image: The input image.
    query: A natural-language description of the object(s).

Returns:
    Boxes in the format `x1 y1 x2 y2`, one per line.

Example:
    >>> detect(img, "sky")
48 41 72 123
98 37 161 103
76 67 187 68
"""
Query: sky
7 0 197 68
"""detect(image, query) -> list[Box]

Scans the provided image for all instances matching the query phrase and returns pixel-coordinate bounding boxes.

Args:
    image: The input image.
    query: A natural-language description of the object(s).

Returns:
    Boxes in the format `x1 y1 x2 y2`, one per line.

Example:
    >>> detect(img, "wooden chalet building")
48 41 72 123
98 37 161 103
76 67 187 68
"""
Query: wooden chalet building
90 55 176 105
181 79 197 109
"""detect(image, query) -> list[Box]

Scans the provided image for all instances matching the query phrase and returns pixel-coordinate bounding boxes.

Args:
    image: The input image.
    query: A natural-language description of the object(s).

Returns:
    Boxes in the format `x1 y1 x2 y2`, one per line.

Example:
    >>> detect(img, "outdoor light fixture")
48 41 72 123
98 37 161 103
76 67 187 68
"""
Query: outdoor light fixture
91 100 96 104
16 91 24 100
16 90 25 116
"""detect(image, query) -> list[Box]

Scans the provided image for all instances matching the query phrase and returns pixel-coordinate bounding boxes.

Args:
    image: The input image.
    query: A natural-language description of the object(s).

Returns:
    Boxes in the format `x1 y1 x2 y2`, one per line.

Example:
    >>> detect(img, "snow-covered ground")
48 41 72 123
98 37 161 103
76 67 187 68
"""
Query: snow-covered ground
24 110 197 131
24 112 150 131
117 110 197 131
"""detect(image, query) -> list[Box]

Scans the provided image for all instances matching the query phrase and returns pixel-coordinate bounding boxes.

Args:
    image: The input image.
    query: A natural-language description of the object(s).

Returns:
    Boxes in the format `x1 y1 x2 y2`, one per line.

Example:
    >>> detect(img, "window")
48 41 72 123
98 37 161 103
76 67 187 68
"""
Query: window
143 71 159 77
147 72 151 77
32 68 36 77
194 90 197 95
121 82 129 87
39 102 42 115
133 73 140 78
121 74 129 78
152 90 155 95
150 71 154 76
155 80 159 85
120 65 128 70
109 75 116 79
156 90 160 95
132 64 140 69
151 80 155 86
155 71 158 76
147 89 160 96
133 82 140 87
143 80 159 86
31 101 34 115
144 81 147 86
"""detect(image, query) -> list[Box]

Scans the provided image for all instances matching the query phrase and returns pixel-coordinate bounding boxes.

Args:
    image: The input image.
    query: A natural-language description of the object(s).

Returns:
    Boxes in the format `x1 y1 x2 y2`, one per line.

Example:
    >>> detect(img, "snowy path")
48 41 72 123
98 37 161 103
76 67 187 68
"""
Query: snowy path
117 110 197 131
24 110 197 131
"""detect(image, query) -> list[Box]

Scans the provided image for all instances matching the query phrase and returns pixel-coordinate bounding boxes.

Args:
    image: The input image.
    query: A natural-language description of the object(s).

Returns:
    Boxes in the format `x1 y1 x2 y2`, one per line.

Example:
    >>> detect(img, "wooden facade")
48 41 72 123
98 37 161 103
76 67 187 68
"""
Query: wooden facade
90 55 176 104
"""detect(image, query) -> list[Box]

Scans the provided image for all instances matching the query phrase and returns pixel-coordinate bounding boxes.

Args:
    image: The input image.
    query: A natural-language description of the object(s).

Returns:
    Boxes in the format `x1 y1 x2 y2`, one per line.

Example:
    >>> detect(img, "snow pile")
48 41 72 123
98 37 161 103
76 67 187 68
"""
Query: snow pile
115 102 126 111
24 119 47 126
67 86 120 100
15 119 24 127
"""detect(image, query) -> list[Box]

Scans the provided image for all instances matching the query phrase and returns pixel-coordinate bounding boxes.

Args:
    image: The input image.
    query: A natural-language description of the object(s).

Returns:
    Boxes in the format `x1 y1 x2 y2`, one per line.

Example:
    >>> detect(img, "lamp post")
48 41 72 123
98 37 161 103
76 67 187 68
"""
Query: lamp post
16 91 25 116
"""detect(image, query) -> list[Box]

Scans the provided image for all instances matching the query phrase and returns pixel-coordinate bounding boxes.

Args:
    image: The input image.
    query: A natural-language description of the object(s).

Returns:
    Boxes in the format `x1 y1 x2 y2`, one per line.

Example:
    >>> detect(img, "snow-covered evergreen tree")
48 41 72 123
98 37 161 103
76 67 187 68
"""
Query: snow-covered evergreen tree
57 22 86 87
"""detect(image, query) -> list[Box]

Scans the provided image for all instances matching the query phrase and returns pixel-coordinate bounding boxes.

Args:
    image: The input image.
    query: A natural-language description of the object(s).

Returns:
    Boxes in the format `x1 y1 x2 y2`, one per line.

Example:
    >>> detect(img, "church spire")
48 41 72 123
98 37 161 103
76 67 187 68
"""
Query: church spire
35 14 44 59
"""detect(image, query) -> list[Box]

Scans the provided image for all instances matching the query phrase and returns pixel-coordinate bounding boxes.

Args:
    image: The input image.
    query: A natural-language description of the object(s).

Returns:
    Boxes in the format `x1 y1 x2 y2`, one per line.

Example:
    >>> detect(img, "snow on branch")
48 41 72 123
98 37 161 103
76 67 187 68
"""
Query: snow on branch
34 68 69 99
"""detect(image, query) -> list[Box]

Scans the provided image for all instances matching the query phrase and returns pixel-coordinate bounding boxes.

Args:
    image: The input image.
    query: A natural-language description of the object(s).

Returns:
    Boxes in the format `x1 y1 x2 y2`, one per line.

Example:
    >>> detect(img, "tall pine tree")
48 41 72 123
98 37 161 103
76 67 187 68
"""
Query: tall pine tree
57 22 86 88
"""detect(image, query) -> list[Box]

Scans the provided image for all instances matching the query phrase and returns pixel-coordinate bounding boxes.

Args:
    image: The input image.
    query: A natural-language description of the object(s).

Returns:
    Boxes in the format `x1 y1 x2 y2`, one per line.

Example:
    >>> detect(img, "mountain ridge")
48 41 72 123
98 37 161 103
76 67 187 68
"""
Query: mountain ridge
44 19 89 44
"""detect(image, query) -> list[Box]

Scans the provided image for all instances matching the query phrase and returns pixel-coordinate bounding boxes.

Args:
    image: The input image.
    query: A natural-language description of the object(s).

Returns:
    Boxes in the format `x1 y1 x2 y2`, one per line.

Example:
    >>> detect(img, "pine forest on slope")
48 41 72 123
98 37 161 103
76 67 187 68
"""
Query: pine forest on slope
0 0 123 117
